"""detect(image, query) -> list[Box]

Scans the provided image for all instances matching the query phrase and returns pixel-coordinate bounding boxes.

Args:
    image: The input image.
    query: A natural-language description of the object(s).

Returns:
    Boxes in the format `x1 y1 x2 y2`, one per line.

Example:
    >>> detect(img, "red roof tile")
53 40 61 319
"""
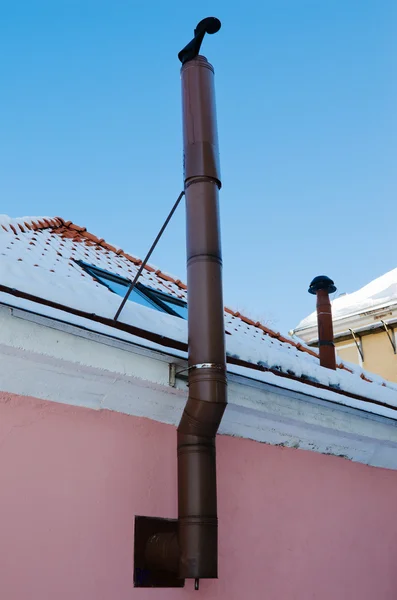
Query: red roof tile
0 215 378 384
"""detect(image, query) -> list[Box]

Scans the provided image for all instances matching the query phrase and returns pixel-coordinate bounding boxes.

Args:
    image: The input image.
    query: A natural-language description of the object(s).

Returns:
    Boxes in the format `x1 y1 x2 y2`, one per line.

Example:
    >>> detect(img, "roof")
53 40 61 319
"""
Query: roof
1 214 397 418
296 268 397 331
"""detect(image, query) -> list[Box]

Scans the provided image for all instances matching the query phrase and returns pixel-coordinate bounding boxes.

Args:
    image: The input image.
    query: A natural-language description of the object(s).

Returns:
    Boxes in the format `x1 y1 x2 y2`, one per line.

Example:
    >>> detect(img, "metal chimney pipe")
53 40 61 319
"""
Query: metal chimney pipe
308 275 337 370
177 49 227 580
135 18 226 589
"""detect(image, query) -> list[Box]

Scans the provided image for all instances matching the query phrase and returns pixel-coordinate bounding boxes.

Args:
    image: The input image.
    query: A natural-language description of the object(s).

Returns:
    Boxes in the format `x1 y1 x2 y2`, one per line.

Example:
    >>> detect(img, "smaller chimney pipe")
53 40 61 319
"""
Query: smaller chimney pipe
308 275 337 370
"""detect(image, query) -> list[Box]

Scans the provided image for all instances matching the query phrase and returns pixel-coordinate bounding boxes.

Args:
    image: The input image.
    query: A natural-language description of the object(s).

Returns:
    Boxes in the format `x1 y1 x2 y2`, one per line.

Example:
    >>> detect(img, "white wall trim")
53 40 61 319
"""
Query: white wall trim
1 337 397 470
3 302 397 419
2 302 397 469
296 310 397 345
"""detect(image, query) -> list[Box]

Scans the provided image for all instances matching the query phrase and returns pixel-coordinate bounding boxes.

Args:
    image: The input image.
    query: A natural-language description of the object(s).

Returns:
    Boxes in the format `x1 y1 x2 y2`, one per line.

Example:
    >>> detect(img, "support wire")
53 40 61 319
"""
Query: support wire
114 190 185 321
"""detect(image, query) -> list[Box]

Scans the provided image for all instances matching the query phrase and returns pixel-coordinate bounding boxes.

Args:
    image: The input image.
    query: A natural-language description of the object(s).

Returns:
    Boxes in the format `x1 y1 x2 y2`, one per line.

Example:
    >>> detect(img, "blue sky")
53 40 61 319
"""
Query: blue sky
1 0 396 334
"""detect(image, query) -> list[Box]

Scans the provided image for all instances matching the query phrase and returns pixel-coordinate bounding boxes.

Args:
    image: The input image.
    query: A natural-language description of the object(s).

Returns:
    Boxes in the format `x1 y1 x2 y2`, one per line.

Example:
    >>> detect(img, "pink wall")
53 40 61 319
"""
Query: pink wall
1 391 397 599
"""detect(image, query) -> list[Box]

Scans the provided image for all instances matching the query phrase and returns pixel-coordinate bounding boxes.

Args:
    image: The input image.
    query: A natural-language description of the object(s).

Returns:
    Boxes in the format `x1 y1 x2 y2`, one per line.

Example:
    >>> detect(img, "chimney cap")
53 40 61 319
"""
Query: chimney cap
178 17 221 64
308 275 336 295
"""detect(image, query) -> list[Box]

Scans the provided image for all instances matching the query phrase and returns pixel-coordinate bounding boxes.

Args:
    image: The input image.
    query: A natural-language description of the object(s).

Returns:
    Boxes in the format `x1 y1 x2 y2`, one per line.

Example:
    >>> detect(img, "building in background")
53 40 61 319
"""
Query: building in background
1 215 397 599
293 269 397 383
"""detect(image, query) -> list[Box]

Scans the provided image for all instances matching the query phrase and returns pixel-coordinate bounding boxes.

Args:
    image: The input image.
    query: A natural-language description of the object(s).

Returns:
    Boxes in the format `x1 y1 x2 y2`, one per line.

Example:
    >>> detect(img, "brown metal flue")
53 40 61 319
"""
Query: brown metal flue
308 276 337 370
140 34 227 587
136 50 227 589
177 54 227 580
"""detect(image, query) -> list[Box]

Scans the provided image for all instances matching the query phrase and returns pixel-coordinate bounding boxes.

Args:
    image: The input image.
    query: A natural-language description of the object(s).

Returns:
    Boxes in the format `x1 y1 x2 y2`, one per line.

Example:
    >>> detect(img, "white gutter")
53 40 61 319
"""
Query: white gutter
304 317 397 346
294 301 397 337
2 303 397 468
0 300 396 420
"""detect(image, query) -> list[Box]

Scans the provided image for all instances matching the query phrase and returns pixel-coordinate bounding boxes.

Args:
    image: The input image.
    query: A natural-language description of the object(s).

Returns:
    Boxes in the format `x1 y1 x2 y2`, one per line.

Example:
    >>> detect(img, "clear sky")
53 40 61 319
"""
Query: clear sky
1 0 396 334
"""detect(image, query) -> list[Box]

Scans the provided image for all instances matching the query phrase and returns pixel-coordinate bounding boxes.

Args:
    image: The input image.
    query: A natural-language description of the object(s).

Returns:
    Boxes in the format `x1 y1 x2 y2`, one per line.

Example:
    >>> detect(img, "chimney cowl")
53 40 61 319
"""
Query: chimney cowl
308 275 336 295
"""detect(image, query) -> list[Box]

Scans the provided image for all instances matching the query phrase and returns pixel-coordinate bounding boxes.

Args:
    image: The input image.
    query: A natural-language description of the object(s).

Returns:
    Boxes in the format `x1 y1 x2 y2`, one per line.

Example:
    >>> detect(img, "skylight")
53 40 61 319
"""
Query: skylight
77 261 188 319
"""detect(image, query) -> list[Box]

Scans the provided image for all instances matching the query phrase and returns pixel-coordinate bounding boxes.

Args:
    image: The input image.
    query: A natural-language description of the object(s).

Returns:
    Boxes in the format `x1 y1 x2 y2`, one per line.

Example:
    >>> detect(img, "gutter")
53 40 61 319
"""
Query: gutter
6 300 397 425
294 302 397 339
0 283 187 352
306 318 397 346
1 292 397 415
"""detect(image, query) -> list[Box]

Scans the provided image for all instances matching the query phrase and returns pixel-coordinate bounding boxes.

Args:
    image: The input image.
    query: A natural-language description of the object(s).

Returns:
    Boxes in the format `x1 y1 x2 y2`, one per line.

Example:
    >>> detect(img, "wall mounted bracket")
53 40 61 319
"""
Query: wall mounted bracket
349 328 364 362
381 320 396 354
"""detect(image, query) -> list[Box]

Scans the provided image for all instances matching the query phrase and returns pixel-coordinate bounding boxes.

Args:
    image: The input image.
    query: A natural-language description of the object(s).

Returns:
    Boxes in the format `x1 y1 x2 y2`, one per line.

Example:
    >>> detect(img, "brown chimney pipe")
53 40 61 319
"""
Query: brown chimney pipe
140 18 226 588
308 275 337 370
177 49 227 580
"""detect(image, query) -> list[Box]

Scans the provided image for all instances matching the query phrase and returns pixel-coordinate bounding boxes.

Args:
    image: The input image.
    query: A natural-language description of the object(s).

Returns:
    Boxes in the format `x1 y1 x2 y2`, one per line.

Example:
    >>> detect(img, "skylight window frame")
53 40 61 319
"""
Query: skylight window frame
76 260 187 319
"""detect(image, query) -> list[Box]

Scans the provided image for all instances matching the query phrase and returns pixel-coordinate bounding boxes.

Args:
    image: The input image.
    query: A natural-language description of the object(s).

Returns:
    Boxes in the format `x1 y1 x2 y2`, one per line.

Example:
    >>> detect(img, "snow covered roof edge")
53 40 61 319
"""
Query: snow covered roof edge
295 267 397 331
1 214 397 414
0 214 318 360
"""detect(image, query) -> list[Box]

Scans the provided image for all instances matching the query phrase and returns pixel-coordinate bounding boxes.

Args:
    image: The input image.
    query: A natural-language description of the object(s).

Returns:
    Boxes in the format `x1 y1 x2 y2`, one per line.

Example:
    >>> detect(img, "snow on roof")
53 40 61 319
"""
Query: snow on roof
1 215 397 416
296 268 397 331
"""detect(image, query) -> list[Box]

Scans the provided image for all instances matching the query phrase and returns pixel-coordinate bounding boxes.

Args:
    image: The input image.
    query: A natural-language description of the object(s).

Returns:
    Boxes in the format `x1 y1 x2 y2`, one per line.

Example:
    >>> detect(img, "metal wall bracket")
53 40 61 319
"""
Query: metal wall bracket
169 363 192 386
169 363 176 387
134 516 184 588
381 320 396 354
349 328 364 362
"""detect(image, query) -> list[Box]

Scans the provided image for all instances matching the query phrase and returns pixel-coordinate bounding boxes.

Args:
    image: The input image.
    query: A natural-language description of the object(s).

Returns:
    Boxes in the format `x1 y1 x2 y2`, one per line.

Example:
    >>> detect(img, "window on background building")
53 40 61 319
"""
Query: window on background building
77 261 188 319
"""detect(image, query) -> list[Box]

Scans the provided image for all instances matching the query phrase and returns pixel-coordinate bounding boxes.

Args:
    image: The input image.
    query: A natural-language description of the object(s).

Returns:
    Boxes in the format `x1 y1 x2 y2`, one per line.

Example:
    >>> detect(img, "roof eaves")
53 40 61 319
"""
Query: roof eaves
1 282 395 413
294 301 397 334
